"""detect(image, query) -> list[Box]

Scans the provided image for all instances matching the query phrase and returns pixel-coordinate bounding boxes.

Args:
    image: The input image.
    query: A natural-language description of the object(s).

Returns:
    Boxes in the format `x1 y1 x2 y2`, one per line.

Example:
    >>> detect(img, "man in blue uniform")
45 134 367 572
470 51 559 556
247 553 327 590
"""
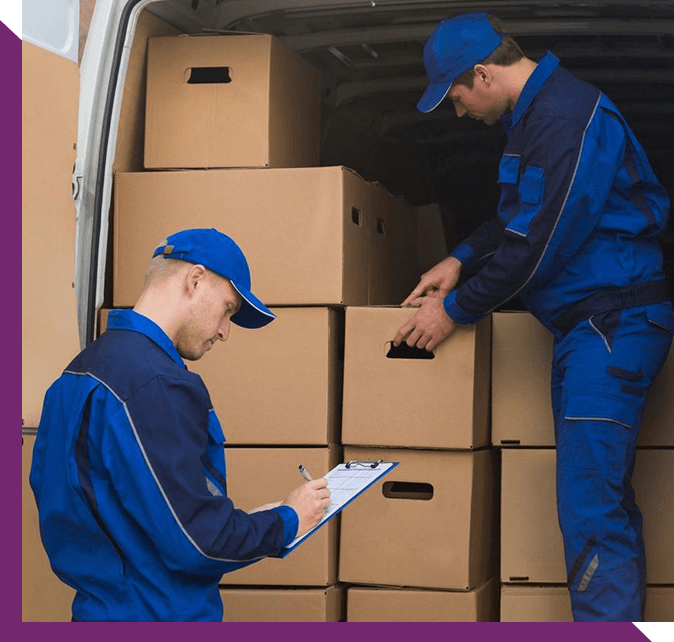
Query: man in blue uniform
395 13 673 621
30 228 331 622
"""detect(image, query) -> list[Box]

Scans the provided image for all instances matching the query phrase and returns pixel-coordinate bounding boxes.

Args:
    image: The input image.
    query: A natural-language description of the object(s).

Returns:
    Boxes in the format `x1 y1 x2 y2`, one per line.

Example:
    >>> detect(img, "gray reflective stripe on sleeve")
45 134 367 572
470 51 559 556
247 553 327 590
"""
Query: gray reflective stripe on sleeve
64 370 266 564
206 477 223 497
588 317 612 353
578 554 599 592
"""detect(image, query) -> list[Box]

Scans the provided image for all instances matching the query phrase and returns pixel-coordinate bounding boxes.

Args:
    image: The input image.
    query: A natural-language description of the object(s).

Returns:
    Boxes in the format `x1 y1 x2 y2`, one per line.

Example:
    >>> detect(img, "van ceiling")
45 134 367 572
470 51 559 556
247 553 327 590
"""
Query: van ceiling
149 0 674 249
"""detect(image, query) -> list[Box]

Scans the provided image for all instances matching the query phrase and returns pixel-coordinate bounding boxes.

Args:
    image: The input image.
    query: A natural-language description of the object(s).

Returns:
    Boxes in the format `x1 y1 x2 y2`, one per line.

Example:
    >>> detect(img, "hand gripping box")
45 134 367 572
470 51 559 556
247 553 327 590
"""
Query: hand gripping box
113 166 418 308
492 311 674 447
220 446 338 587
145 33 320 169
501 448 674 584
342 307 491 449
339 447 497 590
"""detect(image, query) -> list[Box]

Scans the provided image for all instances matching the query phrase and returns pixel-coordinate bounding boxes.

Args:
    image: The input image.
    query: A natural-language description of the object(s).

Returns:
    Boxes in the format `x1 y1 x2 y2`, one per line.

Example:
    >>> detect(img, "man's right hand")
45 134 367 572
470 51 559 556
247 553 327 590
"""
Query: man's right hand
282 479 331 538
402 256 462 306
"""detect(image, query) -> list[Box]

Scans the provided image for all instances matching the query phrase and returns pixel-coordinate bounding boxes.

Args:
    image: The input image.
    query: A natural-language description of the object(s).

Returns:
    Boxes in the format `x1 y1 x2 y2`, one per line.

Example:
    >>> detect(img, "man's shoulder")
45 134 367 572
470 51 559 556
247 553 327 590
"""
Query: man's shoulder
66 329 203 402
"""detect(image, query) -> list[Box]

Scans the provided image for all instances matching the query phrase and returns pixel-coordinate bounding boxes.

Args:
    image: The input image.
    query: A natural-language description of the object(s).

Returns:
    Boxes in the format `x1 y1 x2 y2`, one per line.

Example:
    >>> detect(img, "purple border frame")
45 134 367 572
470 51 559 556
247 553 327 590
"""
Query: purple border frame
7 15 657 640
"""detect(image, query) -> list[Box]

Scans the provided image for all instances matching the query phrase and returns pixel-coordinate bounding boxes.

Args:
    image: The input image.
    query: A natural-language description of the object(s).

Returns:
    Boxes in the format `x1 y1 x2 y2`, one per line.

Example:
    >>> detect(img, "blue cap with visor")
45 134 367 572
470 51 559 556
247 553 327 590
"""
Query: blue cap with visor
152 228 276 329
417 13 504 113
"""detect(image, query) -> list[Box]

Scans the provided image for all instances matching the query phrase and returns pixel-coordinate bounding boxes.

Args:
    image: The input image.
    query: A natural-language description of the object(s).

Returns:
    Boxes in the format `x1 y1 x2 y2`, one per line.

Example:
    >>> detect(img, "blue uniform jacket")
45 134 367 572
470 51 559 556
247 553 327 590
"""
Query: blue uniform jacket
29 309 299 622
445 52 669 332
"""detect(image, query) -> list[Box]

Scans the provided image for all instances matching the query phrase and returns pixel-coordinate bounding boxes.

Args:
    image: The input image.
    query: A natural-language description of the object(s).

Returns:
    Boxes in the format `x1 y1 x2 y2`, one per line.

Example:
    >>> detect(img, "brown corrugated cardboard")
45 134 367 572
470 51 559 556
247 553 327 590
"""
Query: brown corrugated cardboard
340 447 497 590
23 434 76 621
500 585 674 622
22 41 81 428
414 203 449 274
113 167 418 308
492 311 674 447
220 585 344 622
347 578 497 622
342 308 491 449
144 34 320 169
220 446 339 586
501 449 674 584
190 308 342 445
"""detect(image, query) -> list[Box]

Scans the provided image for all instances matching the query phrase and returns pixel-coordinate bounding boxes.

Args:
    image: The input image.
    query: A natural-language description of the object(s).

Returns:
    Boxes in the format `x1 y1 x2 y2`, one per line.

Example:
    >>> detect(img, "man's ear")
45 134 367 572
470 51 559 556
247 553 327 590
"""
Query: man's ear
473 64 492 86
185 264 207 296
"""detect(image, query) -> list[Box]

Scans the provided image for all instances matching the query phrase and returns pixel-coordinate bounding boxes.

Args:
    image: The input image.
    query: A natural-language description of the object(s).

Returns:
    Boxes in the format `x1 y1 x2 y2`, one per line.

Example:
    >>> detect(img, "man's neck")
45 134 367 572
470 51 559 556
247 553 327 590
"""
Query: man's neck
504 57 539 111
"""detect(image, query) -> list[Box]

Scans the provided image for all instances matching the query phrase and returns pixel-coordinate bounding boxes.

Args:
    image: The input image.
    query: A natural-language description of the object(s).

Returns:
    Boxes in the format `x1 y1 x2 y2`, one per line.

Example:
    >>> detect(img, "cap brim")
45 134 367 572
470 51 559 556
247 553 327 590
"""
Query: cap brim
230 282 276 329
417 81 452 113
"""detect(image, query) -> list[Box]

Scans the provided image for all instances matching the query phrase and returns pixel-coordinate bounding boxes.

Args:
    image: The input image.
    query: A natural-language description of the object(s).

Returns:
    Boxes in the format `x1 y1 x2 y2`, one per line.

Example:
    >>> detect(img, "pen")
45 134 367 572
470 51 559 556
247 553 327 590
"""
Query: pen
298 465 313 482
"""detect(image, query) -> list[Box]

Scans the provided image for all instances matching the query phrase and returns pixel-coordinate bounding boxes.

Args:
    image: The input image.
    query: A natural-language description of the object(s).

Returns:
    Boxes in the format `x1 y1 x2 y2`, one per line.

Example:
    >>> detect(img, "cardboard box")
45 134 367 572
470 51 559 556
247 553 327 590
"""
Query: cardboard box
500 585 674 622
414 203 449 274
347 578 497 622
340 447 497 590
492 311 674 447
501 449 674 584
145 34 320 169
22 433 76 621
114 167 418 307
342 308 491 449
22 41 81 428
220 585 344 622
180 308 341 444
220 446 339 586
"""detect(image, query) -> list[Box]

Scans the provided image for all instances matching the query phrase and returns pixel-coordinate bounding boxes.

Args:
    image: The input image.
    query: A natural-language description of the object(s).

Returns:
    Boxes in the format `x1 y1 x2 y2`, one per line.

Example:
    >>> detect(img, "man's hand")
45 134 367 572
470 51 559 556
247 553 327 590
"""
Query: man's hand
394 296 456 352
282 478 331 538
402 256 462 307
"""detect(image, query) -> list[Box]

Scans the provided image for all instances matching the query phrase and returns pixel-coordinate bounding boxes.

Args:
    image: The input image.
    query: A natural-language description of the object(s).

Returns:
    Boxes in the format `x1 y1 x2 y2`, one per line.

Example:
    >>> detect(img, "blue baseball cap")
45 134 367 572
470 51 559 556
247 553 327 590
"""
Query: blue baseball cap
152 228 276 329
417 13 504 113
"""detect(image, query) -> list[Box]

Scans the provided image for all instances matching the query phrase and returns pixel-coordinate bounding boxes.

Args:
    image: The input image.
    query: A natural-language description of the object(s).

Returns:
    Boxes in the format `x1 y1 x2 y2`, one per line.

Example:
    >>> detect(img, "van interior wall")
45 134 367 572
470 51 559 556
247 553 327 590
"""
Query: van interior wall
105 9 183 306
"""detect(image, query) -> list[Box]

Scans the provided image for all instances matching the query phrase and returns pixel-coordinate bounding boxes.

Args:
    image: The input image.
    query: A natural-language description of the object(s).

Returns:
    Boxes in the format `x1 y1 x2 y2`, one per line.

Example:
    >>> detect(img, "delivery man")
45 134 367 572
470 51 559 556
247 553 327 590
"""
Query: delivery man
395 13 673 622
30 228 331 622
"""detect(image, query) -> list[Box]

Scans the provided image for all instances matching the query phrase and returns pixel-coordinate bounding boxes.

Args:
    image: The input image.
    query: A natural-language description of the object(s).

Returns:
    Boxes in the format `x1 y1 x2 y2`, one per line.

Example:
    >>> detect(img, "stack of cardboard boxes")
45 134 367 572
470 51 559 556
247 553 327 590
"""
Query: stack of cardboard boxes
110 32 430 622
338 308 498 621
493 311 674 622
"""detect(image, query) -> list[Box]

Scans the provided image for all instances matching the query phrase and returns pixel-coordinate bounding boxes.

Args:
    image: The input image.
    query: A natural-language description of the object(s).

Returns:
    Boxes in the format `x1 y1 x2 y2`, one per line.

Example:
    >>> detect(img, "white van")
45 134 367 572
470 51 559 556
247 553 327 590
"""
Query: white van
21 0 674 622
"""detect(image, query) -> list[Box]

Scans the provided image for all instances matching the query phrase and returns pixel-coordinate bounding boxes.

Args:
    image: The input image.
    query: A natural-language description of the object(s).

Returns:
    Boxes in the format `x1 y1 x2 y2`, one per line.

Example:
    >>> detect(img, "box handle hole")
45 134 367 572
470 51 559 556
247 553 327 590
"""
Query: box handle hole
383 481 434 501
385 341 435 360
376 217 386 235
186 67 232 84
352 207 363 226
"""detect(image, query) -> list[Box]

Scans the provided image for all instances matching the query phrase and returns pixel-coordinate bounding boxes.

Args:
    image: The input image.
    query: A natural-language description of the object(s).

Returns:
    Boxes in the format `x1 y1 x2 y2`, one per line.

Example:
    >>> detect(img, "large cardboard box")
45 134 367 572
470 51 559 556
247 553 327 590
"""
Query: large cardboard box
22 41 81 428
414 203 450 274
347 578 497 622
492 311 674 446
220 446 338 586
22 433 76 621
342 308 491 449
114 167 418 308
501 449 674 584
340 447 497 590
220 586 344 622
500 585 674 622
190 308 342 445
145 34 320 169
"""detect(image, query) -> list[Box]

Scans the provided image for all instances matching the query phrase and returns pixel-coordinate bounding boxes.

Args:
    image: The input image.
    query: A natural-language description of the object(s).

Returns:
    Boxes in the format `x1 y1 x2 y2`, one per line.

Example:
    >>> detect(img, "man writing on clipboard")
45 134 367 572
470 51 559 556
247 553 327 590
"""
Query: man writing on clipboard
30 228 331 622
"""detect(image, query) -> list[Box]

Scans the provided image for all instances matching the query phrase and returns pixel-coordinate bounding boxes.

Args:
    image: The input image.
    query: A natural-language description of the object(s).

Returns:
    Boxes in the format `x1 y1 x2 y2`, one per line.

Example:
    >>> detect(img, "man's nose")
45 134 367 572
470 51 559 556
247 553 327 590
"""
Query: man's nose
454 103 467 118
217 319 231 342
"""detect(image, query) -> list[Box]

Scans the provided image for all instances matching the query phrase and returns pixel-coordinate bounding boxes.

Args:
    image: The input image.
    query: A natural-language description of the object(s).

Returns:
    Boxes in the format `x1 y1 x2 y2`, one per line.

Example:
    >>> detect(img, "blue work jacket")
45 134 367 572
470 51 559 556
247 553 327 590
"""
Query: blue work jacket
445 52 669 333
29 309 298 622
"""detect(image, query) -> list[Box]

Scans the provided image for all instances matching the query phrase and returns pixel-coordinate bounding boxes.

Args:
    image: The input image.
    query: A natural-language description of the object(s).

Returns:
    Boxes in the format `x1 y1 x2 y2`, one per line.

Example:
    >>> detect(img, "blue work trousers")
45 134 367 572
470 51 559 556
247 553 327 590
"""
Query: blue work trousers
551 301 673 622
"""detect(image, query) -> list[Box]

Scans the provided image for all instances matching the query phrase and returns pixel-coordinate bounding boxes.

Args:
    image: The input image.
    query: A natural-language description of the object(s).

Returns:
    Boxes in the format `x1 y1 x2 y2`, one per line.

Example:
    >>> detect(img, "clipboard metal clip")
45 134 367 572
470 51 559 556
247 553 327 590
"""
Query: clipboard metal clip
345 459 383 469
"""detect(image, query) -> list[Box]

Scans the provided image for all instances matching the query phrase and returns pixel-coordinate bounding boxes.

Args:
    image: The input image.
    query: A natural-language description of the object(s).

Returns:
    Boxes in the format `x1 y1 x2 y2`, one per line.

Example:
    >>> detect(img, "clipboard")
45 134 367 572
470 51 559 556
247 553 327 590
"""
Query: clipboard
271 459 399 558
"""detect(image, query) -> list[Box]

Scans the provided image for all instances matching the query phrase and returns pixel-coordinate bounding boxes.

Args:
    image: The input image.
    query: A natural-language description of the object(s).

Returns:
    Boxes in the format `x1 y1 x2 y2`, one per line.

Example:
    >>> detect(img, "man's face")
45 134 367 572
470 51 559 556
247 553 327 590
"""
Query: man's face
447 80 509 126
177 273 242 361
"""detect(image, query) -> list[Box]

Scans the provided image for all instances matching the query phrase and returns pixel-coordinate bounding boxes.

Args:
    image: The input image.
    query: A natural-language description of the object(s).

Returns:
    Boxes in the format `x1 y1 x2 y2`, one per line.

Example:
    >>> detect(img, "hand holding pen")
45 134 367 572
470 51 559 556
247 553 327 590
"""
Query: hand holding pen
281 466 331 538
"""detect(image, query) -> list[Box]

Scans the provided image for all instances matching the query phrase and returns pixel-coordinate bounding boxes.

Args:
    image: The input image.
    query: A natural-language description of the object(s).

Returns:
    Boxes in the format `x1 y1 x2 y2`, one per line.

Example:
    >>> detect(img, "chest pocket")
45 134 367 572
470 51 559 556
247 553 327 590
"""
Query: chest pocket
203 410 227 496
497 154 521 225
506 165 546 237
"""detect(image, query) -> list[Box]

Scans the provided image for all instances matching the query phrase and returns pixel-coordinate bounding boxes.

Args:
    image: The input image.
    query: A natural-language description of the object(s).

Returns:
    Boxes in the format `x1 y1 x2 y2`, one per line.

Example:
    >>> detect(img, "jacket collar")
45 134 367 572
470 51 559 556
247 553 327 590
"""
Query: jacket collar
106 309 186 368
501 51 559 131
